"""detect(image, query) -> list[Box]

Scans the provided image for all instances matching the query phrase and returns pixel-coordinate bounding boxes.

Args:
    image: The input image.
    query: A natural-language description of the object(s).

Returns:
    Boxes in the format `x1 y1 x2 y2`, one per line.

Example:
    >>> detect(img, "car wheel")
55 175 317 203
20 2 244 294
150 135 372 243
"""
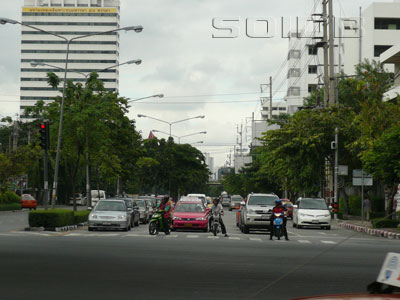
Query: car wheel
134 219 139 226
242 225 249 234
203 225 208 233
122 226 128 232
325 226 331 230
229 208 232 211
88 227 94 231
293 222 297 228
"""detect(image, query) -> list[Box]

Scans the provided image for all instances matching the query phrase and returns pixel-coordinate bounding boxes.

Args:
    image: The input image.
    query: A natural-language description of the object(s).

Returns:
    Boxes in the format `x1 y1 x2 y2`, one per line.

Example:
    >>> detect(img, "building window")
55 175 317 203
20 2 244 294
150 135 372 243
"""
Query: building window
22 12 117 16
23 21 118 26
308 65 318 74
308 84 317 93
308 45 318 55
343 19 358 30
21 40 117 45
21 68 117 73
288 50 301 59
287 87 300 96
21 59 117 64
279 107 286 111
22 31 117 36
374 45 392 57
375 18 400 30
287 68 300 78
21 50 117 54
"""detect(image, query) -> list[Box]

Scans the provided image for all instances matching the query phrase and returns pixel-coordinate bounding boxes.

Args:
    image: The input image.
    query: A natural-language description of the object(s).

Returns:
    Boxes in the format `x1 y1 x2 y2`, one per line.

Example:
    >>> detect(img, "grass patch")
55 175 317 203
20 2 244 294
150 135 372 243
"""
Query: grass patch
0 203 22 211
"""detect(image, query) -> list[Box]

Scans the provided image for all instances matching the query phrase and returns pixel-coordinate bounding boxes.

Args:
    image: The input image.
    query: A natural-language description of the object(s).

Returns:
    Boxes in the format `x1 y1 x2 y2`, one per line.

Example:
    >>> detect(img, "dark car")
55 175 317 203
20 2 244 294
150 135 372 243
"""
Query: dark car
121 198 140 227
281 199 294 220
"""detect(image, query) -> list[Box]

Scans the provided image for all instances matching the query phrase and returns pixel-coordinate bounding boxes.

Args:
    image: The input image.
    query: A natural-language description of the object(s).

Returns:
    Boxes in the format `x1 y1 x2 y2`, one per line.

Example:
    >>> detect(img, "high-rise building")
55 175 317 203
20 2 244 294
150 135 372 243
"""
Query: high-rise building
20 0 120 120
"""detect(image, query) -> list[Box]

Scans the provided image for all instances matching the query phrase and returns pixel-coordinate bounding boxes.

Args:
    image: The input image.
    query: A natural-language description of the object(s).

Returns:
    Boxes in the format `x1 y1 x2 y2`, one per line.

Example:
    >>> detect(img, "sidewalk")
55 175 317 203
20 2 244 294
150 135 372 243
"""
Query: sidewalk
336 219 400 240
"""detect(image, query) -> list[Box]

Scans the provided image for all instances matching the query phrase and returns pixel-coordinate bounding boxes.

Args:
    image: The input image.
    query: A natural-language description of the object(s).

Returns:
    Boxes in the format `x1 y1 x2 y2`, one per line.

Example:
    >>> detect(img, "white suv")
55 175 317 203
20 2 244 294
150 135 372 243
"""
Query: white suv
241 193 279 234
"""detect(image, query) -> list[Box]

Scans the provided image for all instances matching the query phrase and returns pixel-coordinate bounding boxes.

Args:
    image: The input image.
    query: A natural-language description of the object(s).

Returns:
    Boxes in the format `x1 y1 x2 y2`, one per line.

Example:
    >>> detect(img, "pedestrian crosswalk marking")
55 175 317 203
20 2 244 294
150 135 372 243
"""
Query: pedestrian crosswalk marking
249 238 262 241
207 236 219 239
228 237 240 240
187 235 199 238
321 240 336 244
298 240 311 243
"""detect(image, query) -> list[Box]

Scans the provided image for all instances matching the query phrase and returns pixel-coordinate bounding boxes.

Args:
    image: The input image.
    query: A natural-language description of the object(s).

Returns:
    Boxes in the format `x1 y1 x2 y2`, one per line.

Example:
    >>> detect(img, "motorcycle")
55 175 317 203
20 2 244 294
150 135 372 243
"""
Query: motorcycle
211 213 221 236
149 210 167 235
272 212 284 240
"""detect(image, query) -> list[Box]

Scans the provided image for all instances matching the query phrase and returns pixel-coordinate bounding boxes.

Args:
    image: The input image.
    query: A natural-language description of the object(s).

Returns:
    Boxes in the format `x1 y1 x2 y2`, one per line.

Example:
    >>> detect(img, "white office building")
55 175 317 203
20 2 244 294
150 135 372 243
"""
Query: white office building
284 1 400 113
20 0 120 120
204 152 215 180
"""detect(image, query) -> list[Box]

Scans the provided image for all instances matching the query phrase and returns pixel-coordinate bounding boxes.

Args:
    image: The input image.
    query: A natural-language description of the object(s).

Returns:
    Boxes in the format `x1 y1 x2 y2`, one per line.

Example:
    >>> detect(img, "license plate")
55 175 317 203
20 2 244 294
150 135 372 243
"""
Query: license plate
312 220 319 224
102 222 112 225
261 215 269 220
184 223 192 227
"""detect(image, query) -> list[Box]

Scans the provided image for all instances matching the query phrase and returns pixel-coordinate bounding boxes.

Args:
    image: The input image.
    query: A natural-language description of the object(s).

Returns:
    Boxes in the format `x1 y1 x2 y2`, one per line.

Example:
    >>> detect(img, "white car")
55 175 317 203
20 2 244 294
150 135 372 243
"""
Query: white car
293 198 332 230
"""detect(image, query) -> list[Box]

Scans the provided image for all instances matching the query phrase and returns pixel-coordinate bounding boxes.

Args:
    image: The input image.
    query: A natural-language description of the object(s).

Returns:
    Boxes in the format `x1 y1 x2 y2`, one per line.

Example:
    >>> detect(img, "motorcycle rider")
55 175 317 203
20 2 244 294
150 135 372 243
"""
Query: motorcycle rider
269 199 289 241
209 197 229 237
158 195 171 235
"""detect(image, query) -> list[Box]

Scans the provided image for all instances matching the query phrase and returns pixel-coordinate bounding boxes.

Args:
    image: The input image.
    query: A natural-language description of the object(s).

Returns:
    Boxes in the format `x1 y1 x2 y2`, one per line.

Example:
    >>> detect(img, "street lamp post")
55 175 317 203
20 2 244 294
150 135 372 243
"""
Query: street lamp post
128 94 164 103
152 129 206 144
137 114 205 137
1 17 143 208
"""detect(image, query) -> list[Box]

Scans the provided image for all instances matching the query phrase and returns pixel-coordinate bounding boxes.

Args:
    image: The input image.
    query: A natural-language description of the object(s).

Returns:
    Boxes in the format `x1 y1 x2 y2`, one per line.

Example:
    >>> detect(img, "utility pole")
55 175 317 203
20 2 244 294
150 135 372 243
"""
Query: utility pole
269 76 273 120
323 0 329 107
328 0 335 107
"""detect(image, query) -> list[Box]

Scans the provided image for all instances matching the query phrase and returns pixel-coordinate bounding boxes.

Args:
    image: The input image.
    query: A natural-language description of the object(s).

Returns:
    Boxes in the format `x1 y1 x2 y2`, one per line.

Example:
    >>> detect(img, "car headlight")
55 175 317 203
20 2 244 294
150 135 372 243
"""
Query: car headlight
173 216 181 220
299 213 308 217
118 215 127 220
89 214 98 219
196 217 207 221
248 209 255 214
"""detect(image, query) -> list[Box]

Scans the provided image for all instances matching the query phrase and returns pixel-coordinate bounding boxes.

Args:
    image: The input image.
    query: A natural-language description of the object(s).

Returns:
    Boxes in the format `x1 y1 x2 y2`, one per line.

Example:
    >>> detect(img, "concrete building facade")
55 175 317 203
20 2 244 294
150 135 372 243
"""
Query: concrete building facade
20 0 120 120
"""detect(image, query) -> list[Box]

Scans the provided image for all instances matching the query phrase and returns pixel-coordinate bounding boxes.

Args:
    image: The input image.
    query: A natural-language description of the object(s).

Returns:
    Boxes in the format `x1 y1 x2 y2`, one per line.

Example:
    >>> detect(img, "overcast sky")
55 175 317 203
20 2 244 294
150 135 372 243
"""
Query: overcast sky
0 0 385 168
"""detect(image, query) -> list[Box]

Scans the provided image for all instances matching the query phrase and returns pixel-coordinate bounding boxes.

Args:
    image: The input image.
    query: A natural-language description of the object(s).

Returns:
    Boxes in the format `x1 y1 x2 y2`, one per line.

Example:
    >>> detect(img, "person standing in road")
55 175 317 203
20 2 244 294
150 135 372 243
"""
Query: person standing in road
209 197 229 237
363 195 371 221
158 195 171 235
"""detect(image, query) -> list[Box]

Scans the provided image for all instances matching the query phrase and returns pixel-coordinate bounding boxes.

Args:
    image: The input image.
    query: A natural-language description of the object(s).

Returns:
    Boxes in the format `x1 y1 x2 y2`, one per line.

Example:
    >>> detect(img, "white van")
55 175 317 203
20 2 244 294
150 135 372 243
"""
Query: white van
91 190 106 207
293 198 332 230
187 194 207 207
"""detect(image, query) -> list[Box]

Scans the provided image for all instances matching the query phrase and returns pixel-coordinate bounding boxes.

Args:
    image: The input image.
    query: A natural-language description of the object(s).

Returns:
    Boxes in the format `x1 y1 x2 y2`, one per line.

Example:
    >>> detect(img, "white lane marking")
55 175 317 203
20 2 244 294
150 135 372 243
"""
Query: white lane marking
249 238 262 242
165 235 178 238
228 237 240 240
321 240 336 244
13 231 52 236
65 233 83 236
287 230 304 237
208 236 219 239
298 240 311 244
319 232 327 235
0 233 16 236
187 235 199 239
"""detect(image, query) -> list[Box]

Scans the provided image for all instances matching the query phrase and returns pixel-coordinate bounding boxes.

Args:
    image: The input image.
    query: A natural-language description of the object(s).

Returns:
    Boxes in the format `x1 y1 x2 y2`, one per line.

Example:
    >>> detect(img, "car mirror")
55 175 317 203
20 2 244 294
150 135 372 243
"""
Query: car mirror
88 206 93 210
293 205 298 208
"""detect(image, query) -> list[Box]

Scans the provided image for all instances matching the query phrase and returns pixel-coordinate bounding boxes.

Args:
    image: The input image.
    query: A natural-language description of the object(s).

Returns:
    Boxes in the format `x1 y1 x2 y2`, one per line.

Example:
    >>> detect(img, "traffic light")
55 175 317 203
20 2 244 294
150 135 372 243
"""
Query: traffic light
39 122 49 150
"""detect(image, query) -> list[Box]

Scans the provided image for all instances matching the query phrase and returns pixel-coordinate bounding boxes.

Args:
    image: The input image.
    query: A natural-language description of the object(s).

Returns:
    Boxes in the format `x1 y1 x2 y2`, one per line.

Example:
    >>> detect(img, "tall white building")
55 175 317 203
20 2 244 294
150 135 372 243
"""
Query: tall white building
20 0 120 120
284 1 400 113
204 152 215 180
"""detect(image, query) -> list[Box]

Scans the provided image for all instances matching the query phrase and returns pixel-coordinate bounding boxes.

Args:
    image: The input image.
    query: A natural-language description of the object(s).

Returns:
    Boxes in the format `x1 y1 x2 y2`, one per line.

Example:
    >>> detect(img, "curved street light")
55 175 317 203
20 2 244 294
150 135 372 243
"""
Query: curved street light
128 94 164 103
1 17 143 208
137 114 205 136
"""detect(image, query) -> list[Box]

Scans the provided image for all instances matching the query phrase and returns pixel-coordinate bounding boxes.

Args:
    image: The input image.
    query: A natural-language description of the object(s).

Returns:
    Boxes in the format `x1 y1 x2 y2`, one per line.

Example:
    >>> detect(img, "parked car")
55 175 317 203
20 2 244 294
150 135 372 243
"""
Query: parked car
135 199 150 224
172 200 209 232
241 193 279 234
91 190 106 207
69 193 86 206
293 198 332 230
221 194 231 207
229 195 243 211
281 199 294 220
145 199 155 218
88 199 131 231
114 198 140 227
21 194 37 210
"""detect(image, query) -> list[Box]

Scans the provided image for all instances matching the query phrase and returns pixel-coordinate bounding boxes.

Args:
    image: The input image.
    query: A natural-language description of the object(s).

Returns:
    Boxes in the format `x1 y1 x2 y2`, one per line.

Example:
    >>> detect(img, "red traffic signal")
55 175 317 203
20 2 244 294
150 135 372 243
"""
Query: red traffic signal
39 122 49 150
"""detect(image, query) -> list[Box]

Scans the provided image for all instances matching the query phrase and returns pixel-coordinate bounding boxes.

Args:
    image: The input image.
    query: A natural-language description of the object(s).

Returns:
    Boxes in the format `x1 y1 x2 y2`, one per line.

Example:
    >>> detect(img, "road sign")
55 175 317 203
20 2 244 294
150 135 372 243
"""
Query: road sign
352 169 372 178
338 165 348 176
377 252 400 288
352 177 373 186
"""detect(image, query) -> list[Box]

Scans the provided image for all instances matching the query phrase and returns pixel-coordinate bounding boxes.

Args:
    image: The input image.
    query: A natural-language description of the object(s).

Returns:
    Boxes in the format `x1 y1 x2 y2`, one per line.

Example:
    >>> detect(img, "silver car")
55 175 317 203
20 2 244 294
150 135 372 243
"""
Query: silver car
241 193 278 234
135 199 150 224
229 195 243 211
88 199 131 231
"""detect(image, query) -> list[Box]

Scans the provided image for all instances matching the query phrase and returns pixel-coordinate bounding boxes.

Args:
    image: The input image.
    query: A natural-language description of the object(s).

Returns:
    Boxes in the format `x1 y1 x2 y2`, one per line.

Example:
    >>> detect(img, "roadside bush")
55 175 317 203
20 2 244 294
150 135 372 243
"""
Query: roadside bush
0 203 22 211
29 209 74 228
371 196 385 213
371 218 400 229
348 195 361 216
370 212 386 219
0 191 21 204
74 210 90 224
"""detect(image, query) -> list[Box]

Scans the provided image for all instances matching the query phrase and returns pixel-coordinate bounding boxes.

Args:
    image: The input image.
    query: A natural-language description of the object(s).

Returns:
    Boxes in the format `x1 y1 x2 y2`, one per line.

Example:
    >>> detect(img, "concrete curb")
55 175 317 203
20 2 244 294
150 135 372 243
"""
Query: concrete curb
338 222 400 240
25 225 79 232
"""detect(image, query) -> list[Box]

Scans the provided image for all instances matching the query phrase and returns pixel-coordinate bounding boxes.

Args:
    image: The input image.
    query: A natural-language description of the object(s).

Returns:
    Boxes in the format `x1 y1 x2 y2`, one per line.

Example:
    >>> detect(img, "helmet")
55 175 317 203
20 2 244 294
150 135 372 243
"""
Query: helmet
275 199 282 205
163 195 169 202
213 197 220 203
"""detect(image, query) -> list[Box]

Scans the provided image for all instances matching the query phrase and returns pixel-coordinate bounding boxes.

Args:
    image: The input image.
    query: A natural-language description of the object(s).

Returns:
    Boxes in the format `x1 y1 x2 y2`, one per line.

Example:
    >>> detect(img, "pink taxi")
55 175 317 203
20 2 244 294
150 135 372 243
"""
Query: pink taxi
172 200 209 232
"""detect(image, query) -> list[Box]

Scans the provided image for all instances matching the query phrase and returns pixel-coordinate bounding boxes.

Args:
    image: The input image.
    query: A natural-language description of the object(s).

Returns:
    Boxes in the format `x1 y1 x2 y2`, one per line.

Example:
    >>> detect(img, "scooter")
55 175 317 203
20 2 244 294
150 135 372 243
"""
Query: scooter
272 212 284 240
149 210 167 235
211 213 221 236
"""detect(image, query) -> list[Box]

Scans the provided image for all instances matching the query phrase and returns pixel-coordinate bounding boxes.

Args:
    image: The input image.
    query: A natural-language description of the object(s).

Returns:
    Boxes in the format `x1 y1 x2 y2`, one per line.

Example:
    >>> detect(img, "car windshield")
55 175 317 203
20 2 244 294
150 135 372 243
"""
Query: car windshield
135 200 145 208
232 197 242 201
248 195 277 206
94 201 125 212
299 199 328 210
91 191 104 198
22 195 34 200
175 203 205 213
124 200 132 208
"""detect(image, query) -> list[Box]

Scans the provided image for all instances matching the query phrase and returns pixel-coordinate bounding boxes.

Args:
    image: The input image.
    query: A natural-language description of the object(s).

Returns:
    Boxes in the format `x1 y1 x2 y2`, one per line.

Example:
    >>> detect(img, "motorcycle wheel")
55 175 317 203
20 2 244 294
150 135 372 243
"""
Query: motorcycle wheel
213 224 217 236
275 228 281 240
149 221 158 235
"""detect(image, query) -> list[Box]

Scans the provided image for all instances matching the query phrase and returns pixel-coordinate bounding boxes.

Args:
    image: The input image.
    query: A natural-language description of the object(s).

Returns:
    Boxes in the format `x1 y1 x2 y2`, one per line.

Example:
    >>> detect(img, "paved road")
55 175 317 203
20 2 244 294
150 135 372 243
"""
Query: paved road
0 211 399 300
